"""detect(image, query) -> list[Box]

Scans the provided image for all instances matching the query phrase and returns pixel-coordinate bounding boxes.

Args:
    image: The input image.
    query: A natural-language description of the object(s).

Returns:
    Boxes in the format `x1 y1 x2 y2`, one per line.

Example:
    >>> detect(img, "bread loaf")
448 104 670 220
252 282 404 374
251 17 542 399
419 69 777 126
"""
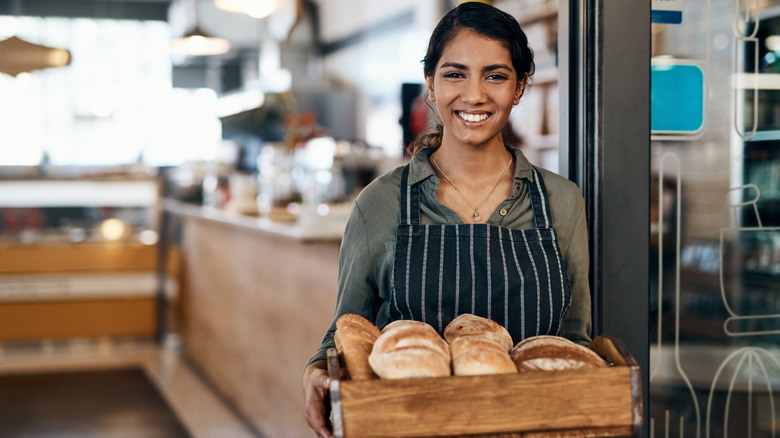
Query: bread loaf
369 346 451 379
451 348 518 376
443 313 513 352
444 314 517 376
510 335 608 371
335 314 381 380
381 319 430 333
369 320 451 379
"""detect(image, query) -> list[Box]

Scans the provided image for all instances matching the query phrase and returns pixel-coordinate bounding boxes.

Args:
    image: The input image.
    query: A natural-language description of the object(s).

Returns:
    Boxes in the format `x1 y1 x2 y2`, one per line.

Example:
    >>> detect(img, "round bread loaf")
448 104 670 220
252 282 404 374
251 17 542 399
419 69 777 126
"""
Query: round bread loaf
337 313 381 339
368 346 451 379
452 348 518 376
449 335 507 358
372 324 450 360
510 335 607 371
443 313 513 352
382 319 430 333
335 314 381 380
369 320 452 379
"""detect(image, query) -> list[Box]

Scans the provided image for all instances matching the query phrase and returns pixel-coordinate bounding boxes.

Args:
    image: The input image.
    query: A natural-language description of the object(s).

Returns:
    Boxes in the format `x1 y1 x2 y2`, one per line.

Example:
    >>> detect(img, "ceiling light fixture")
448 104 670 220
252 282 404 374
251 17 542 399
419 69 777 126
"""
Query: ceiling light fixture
171 0 231 56
214 0 276 19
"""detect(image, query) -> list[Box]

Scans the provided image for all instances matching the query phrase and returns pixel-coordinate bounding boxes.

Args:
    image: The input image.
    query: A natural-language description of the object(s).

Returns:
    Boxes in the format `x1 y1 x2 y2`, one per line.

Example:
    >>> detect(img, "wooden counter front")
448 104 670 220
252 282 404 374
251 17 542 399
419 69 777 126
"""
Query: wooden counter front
170 202 342 438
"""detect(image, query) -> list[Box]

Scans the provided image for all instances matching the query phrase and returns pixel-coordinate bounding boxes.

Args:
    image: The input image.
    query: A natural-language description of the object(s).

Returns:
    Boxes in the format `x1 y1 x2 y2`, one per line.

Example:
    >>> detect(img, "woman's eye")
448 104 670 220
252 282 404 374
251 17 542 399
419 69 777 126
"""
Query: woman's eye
487 74 509 81
443 72 465 78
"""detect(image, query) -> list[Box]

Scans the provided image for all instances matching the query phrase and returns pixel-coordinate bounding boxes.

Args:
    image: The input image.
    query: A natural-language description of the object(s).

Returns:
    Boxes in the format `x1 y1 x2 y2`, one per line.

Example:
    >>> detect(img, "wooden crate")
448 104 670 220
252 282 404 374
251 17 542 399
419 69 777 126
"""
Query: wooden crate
327 335 642 438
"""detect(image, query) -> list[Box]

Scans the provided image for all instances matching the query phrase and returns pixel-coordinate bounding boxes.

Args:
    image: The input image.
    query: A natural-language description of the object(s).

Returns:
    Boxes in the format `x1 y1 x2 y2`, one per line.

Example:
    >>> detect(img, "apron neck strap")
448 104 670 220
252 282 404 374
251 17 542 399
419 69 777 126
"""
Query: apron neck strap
528 167 552 229
400 165 419 225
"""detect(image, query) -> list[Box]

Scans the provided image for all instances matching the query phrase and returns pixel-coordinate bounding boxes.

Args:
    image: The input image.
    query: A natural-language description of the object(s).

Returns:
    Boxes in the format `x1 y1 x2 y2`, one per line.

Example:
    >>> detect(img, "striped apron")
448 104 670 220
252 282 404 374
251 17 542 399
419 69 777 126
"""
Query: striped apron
389 164 572 344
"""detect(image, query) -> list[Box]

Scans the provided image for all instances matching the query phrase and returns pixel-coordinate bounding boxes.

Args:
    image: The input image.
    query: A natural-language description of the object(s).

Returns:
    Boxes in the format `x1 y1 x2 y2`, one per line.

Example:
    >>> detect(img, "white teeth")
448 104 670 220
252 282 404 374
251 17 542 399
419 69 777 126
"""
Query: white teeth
459 112 489 122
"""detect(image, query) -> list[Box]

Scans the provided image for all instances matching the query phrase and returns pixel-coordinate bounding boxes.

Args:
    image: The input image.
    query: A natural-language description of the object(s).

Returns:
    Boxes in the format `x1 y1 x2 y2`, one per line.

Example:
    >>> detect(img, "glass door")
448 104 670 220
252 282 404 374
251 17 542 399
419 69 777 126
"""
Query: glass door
650 0 780 436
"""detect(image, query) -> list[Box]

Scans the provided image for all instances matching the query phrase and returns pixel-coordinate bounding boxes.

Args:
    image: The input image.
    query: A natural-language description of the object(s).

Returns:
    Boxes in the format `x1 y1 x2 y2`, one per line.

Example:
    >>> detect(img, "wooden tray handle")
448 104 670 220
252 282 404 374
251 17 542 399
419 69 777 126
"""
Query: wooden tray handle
327 348 345 438
589 335 643 435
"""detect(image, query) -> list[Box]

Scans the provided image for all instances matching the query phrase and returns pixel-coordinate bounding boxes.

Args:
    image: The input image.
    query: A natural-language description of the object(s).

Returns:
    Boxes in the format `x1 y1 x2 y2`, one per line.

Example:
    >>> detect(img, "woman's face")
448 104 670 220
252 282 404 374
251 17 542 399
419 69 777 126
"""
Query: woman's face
426 30 525 150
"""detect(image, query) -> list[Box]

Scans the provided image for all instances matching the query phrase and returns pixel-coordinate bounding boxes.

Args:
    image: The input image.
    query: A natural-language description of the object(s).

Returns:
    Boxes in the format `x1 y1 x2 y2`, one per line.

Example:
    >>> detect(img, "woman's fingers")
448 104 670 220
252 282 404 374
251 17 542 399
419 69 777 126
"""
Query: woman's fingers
304 363 334 438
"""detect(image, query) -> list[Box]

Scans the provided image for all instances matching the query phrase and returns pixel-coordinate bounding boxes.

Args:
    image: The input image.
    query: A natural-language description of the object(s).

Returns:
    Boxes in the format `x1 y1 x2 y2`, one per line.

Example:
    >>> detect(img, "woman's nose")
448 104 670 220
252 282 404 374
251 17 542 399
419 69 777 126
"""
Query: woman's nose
461 79 486 103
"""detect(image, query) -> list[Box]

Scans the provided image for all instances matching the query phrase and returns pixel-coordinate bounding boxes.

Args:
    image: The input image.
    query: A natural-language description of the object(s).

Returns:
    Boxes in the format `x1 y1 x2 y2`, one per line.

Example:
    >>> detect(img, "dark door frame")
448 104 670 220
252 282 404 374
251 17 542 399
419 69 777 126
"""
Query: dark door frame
559 1 651 435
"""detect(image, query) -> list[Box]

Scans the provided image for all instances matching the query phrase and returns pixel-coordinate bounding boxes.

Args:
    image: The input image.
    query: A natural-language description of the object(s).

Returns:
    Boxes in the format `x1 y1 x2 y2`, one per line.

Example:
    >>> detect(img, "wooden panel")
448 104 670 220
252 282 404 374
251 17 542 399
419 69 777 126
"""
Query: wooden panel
0 298 157 341
178 217 340 438
0 243 158 273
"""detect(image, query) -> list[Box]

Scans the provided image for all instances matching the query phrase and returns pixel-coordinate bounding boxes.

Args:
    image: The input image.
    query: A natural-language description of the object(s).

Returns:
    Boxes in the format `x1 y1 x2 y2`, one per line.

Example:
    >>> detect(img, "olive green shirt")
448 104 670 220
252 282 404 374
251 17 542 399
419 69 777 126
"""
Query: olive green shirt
306 147 592 368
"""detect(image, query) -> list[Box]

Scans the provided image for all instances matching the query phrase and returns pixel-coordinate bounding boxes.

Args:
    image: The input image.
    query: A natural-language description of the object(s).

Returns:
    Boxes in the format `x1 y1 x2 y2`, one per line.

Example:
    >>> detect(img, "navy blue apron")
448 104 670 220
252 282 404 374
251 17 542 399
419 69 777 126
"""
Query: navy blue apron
389 164 572 344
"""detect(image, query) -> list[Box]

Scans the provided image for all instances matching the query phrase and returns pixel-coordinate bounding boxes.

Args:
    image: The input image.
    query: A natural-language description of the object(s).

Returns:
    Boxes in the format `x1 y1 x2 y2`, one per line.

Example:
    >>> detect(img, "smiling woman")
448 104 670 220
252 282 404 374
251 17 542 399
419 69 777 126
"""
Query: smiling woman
303 2 593 437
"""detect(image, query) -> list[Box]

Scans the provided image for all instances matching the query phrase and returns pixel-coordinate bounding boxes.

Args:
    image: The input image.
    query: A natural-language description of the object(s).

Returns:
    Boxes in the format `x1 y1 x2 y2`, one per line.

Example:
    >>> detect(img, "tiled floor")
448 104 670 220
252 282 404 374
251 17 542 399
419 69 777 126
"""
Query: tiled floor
0 337 259 438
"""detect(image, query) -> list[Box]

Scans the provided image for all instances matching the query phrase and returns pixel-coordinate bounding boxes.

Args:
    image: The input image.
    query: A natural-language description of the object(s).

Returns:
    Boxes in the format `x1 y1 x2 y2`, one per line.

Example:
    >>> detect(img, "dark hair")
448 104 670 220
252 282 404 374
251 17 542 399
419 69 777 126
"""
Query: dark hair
406 2 535 156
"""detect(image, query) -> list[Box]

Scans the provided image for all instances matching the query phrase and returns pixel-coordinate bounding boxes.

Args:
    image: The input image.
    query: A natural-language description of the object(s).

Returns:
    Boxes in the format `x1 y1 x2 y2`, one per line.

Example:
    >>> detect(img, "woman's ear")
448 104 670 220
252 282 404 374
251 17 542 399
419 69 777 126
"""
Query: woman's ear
513 73 529 105
425 75 436 102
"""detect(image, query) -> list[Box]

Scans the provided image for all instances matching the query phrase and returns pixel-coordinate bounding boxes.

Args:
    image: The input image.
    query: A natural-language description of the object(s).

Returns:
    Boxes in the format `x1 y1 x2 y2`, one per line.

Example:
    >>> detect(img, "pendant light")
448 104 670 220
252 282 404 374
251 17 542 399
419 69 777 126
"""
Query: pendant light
214 0 276 19
171 0 231 56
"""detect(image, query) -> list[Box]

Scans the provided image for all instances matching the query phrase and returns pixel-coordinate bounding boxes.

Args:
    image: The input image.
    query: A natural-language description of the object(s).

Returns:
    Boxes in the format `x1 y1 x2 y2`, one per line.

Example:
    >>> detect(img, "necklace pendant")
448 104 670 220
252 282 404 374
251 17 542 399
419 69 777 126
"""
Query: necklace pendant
473 211 481 222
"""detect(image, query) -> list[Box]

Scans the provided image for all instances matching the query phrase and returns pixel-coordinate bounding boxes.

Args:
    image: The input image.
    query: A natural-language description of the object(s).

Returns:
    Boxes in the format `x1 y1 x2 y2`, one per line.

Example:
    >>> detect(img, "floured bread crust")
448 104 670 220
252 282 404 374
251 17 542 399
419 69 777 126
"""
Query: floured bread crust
335 314 381 380
369 320 451 379
510 335 608 371
451 348 518 376
445 314 517 376
443 313 513 352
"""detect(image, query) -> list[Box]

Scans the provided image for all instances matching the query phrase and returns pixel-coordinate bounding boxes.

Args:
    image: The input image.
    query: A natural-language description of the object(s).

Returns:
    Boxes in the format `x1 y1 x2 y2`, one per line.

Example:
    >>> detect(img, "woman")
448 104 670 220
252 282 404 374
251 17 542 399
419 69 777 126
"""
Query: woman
303 3 591 436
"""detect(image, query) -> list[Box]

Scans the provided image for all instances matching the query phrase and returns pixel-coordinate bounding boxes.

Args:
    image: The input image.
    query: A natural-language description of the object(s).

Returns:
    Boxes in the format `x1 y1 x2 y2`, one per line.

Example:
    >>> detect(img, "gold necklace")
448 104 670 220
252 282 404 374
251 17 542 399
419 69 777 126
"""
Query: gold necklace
431 153 513 222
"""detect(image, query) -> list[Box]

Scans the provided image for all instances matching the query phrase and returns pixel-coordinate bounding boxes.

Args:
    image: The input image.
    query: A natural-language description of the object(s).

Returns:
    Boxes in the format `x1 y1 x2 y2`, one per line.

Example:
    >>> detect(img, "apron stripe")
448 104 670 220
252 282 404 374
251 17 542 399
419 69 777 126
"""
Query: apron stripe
486 225 492 320
522 234 541 336
509 231 524 338
552 230 567 333
537 229 554 335
455 225 461 317
404 224 414 319
438 224 445 333
498 227 510 327
470 223 476 315
421 226 430 322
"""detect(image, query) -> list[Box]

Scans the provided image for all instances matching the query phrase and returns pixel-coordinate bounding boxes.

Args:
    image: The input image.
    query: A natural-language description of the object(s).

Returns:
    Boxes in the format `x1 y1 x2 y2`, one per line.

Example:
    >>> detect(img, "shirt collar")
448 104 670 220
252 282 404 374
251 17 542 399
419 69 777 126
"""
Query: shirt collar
408 146 536 186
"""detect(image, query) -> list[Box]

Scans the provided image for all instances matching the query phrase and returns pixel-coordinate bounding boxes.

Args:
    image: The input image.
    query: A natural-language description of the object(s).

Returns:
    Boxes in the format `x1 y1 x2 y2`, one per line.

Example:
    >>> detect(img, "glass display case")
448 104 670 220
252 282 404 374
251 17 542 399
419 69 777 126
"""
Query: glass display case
0 172 163 342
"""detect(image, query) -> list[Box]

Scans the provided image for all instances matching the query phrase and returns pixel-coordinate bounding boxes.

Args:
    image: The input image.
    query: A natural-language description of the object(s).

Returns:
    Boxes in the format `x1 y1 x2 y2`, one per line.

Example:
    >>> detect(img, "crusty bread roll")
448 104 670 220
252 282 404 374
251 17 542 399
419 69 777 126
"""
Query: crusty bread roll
335 314 381 380
444 313 514 352
369 346 451 379
449 335 507 358
448 331 517 376
369 320 451 379
510 335 608 372
372 324 450 360
381 319 430 333
337 313 382 339
452 348 518 376
444 315 517 376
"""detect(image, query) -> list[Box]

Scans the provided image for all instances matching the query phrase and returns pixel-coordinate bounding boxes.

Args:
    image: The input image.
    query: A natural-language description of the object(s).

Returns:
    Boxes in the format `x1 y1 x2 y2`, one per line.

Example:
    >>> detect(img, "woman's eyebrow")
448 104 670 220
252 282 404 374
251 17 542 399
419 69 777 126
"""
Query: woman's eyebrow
440 62 467 70
484 63 512 72
439 62 513 72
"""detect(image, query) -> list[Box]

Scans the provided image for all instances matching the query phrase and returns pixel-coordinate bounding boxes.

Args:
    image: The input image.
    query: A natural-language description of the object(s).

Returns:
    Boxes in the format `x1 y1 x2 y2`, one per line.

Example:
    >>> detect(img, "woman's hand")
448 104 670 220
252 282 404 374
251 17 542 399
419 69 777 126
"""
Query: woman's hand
303 360 333 438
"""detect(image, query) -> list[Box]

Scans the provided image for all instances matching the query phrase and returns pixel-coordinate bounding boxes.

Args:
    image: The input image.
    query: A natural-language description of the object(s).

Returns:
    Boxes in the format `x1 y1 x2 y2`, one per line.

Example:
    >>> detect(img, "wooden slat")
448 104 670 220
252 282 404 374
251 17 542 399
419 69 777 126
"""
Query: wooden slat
0 298 157 341
0 242 158 273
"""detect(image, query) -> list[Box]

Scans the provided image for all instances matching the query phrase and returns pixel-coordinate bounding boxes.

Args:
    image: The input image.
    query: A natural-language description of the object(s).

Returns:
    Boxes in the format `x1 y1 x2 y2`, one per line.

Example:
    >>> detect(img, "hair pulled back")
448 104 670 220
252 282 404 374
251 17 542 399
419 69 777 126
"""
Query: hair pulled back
406 2 535 156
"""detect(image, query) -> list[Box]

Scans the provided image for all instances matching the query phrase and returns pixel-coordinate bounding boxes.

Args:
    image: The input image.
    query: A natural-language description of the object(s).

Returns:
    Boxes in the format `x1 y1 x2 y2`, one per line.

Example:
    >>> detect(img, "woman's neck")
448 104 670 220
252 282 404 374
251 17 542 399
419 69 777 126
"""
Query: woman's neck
432 141 512 182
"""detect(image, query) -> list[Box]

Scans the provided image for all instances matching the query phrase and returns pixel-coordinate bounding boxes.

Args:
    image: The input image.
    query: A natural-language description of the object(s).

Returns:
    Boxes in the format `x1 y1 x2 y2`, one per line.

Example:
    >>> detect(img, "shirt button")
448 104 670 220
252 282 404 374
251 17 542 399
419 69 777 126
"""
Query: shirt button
499 208 508 216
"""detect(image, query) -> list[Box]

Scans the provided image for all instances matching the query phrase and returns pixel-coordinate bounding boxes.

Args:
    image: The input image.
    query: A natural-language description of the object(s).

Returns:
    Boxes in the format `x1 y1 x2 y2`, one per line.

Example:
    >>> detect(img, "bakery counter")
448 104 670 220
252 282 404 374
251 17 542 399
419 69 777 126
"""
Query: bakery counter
163 199 343 437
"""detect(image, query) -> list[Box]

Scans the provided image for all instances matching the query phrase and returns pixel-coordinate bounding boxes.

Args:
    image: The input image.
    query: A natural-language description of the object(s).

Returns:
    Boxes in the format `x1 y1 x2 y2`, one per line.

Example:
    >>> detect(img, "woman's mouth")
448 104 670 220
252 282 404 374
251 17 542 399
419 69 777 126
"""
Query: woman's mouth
457 111 490 123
